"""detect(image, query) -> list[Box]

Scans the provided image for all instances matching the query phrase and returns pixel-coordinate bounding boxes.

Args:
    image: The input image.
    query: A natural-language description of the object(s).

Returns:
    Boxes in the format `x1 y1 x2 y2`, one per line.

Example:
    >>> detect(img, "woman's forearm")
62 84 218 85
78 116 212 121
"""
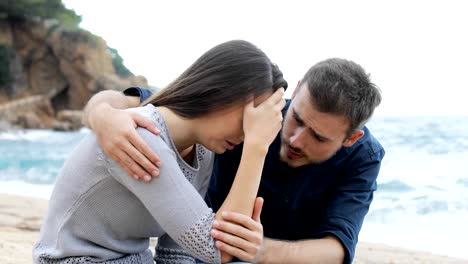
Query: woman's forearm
216 141 268 263
216 141 268 218
215 90 284 217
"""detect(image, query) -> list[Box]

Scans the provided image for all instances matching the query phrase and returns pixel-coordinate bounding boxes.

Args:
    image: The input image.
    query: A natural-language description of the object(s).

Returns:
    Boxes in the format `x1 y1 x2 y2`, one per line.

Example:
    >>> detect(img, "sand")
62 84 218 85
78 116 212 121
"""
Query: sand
1 193 466 264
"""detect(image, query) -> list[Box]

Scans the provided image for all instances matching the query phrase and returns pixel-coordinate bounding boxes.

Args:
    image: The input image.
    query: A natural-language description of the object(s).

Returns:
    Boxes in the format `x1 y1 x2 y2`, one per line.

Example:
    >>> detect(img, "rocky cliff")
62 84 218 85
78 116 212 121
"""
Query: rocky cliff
0 19 148 130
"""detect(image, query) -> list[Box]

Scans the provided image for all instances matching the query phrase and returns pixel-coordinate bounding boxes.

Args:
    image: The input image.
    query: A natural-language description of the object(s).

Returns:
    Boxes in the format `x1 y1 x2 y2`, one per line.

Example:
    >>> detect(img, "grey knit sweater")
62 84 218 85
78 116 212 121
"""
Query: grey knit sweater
33 105 221 263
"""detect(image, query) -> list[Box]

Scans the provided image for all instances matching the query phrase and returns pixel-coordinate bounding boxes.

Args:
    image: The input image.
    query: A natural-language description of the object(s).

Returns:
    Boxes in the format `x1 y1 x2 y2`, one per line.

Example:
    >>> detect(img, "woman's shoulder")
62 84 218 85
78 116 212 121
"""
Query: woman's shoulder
126 104 159 121
126 105 174 148
126 104 168 135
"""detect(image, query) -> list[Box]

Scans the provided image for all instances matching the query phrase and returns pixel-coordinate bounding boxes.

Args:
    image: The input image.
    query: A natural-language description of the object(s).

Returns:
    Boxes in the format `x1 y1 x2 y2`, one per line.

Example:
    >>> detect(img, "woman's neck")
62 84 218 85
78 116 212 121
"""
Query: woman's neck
157 107 198 156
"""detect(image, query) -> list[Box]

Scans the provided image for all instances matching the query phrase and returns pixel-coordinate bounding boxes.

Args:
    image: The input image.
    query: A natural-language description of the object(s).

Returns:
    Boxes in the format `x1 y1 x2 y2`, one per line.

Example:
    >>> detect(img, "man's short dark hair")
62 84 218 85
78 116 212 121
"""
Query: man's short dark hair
303 58 382 135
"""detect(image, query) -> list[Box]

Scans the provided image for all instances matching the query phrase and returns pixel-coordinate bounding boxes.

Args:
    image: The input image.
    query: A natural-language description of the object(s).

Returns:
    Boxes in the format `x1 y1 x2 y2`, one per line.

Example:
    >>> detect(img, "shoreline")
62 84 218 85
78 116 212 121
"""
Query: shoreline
1 193 466 264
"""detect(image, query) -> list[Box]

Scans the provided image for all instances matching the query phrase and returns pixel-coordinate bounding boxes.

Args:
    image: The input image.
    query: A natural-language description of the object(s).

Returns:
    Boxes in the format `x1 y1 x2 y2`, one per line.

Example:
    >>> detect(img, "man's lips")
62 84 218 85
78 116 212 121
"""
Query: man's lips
287 147 303 160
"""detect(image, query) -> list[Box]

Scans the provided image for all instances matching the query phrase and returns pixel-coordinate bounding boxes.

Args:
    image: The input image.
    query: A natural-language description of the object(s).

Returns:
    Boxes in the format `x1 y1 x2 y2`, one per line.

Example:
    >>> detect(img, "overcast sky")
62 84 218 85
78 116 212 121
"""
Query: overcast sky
64 0 468 116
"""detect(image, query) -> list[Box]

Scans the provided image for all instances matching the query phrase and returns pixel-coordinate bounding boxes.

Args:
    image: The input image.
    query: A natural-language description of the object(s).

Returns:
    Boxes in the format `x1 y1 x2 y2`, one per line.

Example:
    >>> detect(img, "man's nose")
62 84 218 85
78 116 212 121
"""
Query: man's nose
290 127 306 148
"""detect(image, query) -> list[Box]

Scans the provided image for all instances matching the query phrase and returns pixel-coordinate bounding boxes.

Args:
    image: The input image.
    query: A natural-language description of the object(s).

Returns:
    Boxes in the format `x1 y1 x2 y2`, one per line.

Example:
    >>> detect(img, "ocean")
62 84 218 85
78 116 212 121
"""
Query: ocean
1 116 468 259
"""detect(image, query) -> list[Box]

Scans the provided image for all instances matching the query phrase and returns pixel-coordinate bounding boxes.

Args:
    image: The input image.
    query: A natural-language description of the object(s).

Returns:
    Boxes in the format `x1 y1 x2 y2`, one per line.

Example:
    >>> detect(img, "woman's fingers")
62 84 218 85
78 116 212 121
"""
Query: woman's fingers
267 87 285 105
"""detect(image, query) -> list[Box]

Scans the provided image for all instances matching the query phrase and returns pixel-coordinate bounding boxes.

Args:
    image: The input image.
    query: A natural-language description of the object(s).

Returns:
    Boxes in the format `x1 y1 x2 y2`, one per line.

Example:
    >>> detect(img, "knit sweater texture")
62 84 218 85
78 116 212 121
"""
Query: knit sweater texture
33 105 221 263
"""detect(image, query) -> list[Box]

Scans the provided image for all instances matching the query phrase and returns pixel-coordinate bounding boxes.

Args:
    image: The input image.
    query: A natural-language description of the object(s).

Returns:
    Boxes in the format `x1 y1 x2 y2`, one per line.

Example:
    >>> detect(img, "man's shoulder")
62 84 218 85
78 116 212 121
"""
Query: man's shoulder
355 126 384 157
336 126 385 165
123 87 158 102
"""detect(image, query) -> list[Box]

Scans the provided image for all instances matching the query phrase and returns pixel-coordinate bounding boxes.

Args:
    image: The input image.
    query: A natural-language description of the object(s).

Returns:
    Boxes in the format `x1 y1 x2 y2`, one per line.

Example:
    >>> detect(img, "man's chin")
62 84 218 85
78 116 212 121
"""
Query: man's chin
284 160 304 168
279 150 306 168
279 148 330 167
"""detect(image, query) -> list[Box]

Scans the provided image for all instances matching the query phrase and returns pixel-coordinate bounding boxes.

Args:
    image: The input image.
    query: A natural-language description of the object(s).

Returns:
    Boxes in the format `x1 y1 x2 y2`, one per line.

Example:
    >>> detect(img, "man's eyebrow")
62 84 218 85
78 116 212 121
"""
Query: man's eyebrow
292 109 303 123
293 108 331 141
311 129 331 141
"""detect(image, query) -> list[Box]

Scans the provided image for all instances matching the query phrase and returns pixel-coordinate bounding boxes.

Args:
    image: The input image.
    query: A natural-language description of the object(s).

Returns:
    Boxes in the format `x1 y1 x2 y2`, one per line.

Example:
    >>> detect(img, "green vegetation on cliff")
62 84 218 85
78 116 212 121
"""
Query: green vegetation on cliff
108 47 133 77
1 0 134 78
0 0 81 28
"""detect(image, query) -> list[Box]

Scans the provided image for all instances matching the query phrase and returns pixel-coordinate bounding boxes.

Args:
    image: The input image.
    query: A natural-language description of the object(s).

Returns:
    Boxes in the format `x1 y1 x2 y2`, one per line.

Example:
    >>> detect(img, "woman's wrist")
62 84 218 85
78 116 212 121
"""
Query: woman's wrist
243 138 269 156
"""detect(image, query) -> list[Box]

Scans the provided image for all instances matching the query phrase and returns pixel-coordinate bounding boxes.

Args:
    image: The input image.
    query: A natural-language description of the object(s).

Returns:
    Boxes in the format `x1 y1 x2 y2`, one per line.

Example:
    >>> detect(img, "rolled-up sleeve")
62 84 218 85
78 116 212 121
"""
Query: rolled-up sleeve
123 87 153 103
317 149 385 264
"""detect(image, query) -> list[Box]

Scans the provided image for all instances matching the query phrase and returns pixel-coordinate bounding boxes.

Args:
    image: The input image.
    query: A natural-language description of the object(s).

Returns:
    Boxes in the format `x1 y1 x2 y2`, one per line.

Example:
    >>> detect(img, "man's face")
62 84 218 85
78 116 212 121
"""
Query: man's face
280 85 363 167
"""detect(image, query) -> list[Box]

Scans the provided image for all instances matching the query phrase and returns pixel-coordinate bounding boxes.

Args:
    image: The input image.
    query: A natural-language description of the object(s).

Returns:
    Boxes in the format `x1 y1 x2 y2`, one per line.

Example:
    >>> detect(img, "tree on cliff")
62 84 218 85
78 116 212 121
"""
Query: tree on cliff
0 0 81 28
0 0 134 84
108 47 133 78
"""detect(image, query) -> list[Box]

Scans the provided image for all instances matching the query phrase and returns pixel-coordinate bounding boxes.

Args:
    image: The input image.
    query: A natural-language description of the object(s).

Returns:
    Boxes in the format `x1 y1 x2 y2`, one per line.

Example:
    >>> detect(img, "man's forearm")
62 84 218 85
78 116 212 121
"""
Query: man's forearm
261 236 345 264
82 90 139 128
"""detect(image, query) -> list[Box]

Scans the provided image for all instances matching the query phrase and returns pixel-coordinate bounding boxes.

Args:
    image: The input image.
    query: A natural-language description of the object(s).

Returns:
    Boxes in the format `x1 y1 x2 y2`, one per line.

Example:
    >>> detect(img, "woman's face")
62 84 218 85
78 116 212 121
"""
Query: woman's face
197 92 273 154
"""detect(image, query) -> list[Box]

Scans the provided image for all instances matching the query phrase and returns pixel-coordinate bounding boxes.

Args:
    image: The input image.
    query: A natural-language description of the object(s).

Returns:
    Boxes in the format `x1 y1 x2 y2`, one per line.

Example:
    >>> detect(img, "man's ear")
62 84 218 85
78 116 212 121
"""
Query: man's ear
343 129 364 147
291 80 301 98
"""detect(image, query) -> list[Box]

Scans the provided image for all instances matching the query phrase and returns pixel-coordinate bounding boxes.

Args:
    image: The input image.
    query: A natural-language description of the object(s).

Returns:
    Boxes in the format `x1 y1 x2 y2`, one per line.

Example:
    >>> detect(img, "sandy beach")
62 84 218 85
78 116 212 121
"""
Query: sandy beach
1 193 466 264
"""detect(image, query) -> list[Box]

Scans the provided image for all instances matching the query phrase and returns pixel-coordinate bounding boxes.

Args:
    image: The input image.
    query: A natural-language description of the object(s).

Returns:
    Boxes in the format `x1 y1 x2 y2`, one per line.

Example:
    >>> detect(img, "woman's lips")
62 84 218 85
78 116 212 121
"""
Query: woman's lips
225 141 236 150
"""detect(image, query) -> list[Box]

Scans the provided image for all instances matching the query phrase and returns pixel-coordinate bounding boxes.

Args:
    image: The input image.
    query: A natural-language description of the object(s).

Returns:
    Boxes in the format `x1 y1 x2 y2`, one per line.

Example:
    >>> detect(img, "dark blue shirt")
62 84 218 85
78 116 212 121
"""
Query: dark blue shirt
123 86 154 102
126 87 385 263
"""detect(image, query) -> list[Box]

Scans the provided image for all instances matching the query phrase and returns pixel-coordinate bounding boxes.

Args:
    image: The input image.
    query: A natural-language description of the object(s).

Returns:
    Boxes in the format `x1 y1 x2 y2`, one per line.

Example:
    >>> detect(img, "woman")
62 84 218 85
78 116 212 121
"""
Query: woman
33 40 287 263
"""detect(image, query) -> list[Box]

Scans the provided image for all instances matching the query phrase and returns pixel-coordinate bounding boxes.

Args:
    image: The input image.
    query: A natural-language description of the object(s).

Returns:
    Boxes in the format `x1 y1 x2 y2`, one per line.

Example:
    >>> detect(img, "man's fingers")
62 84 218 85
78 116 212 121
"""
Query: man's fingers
221 212 262 231
127 133 161 176
212 219 261 244
252 197 264 222
215 240 251 262
123 143 159 179
113 156 137 180
131 112 160 135
114 149 149 181
128 115 161 167
211 229 258 255
212 220 252 241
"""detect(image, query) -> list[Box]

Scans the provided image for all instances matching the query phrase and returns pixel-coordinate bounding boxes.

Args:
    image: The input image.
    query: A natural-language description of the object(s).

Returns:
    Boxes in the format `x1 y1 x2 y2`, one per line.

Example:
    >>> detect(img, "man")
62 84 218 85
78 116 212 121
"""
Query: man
83 58 384 263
